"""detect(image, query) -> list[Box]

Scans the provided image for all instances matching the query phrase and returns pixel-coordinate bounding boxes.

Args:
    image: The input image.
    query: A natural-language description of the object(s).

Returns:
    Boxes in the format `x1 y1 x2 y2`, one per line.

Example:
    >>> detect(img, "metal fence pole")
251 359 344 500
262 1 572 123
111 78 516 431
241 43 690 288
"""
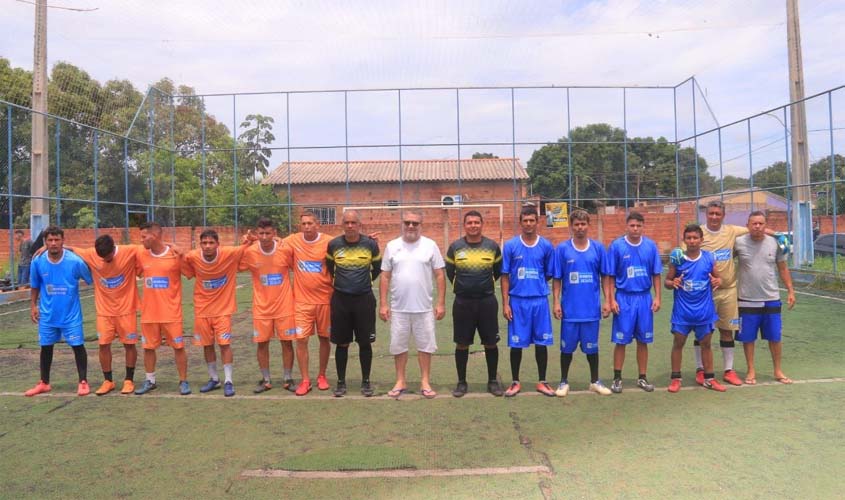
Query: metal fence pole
93 130 99 237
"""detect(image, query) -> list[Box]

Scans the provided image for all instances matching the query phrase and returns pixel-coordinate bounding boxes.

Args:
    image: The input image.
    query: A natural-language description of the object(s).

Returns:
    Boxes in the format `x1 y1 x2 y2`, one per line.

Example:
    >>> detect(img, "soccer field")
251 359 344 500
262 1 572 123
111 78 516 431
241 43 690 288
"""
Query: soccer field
1 278 843 499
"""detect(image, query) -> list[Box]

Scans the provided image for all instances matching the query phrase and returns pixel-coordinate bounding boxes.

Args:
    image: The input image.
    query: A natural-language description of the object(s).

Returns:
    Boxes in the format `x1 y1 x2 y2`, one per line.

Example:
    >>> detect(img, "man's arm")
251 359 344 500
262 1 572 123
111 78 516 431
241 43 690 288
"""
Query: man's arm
603 275 619 314
651 274 661 312
30 287 40 323
378 270 391 321
552 279 562 320
501 274 512 321
777 260 796 309
434 267 446 320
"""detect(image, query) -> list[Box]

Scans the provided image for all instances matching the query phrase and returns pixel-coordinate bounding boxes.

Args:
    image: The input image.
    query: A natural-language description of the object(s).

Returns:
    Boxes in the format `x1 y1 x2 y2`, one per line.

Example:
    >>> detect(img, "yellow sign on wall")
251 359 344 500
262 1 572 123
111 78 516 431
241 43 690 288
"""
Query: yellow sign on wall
545 202 569 228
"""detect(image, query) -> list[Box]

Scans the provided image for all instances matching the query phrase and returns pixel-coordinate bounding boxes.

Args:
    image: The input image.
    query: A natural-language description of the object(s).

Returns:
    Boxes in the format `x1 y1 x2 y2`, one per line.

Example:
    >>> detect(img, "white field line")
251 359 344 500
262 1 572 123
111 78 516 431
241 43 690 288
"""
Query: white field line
240 465 550 479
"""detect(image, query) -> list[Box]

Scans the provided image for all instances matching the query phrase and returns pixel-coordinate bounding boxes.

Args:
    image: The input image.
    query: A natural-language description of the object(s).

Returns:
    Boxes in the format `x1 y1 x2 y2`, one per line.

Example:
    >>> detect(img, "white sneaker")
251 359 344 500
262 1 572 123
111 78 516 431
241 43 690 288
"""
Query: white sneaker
554 382 570 397
589 380 612 396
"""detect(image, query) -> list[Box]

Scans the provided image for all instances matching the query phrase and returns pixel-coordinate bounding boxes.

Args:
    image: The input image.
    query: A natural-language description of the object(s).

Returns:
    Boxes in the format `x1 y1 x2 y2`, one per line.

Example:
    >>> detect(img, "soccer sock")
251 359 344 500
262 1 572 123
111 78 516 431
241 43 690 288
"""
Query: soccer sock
586 353 599 383
223 364 233 384
335 345 349 383
283 368 293 380
455 349 469 383
71 344 88 382
260 368 271 382
560 352 573 382
484 347 498 382
535 345 548 381
613 369 622 380
671 371 682 379
207 362 219 381
146 372 156 384
125 366 135 381
103 371 113 382
693 340 703 370
359 341 373 382
40 345 54 384
510 348 522 381
720 340 735 372
704 372 715 380
639 373 647 381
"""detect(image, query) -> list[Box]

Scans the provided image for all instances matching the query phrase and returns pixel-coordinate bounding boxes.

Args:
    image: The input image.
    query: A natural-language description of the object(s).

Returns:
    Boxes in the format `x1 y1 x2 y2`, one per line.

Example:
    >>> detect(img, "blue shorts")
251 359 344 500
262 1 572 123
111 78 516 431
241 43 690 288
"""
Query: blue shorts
560 321 600 354
507 296 553 348
737 301 782 343
39 323 85 347
671 323 714 341
611 292 654 345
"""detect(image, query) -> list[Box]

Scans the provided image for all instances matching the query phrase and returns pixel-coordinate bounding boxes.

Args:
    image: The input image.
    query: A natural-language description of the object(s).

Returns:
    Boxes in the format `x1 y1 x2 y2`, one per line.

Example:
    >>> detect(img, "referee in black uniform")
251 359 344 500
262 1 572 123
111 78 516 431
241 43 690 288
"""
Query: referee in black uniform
326 210 381 397
445 210 503 397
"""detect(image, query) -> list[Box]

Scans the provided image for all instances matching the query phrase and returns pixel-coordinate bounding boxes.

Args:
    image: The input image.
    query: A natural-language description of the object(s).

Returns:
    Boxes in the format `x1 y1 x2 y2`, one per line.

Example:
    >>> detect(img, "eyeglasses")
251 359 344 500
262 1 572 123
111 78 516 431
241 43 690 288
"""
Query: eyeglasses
403 220 421 227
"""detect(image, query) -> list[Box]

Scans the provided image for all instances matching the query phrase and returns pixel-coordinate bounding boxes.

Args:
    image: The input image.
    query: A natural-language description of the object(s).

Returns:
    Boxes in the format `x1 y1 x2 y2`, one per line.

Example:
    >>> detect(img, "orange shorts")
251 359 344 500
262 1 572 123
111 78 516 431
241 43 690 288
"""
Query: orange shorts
193 315 233 347
141 322 185 349
252 316 296 343
97 313 139 345
294 303 331 340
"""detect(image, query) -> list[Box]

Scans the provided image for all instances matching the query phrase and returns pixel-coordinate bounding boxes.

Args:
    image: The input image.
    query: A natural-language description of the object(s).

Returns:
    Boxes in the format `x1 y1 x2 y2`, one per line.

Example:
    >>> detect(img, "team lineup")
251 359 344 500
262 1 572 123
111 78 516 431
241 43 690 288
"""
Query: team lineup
23 201 796 399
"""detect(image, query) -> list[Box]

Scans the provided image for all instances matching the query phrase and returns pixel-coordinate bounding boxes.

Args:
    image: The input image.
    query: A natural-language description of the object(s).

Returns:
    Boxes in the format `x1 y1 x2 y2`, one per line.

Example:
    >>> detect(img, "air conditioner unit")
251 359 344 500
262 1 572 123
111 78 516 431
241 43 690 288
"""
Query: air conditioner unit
440 194 463 207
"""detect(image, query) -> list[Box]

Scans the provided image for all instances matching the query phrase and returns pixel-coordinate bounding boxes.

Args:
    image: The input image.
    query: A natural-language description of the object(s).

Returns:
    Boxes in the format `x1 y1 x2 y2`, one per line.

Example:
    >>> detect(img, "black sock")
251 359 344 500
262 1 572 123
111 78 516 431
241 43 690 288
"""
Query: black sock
335 345 349 383
560 352 573 382
510 348 523 381
535 345 548 381
704 372 715 379
71 344 88 382
484 347 498 382
358 341 372 382
671 371 682 379
40 345 54 384
719 340 735 348
693 339 701 347
639 373 647 381
586 353 599 383
103 371 113 382
613 369 622 380
455 348 469 383
125 366 135 381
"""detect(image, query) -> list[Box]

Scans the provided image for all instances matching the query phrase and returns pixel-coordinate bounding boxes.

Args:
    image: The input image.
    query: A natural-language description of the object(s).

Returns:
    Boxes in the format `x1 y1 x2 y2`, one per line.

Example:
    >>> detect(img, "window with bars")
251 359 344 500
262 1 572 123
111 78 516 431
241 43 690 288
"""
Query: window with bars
304 206 336 225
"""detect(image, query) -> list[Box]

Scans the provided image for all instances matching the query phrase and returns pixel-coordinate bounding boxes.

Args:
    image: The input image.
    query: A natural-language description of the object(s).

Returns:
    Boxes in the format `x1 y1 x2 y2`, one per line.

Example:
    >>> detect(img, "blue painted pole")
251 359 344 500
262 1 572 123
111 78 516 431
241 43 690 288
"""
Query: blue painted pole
6 105 13 282
829 91 838 274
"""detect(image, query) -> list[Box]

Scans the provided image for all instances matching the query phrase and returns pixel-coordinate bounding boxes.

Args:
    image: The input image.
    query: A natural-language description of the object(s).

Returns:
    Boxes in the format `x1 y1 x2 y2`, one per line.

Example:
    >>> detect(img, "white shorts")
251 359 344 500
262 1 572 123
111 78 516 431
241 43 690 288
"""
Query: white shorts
389 311 437 355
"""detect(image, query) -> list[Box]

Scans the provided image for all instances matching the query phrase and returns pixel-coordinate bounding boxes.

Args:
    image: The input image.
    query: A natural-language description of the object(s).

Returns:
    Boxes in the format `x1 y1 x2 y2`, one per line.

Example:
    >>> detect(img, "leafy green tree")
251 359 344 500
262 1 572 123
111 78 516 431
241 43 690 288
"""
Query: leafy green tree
471 152 498 159
238 114 275 182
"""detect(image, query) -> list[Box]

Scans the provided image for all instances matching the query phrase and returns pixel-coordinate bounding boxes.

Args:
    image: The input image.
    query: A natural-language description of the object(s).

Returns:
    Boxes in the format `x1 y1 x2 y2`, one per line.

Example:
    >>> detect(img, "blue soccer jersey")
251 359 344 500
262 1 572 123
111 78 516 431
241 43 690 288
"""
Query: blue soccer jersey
671 250 718 326
604 236 662 293
30 249 93 328
553 239 605 322
502 235 554 298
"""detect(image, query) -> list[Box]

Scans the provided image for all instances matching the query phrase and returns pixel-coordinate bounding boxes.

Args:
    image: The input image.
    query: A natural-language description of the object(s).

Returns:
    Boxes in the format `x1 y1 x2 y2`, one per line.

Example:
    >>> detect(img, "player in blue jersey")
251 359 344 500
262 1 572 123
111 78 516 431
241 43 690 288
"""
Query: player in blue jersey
25 226 94 397
551 210 612 397
665 224 726 393
603 211 662 394
501 206 556 397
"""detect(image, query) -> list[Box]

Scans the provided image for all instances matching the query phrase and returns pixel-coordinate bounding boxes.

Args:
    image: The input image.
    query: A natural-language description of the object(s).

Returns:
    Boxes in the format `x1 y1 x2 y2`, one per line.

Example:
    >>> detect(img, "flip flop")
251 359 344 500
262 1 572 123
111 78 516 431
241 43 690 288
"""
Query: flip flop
421 388 437 399
775 376 793 385
387 387 408 398
744 376 757 385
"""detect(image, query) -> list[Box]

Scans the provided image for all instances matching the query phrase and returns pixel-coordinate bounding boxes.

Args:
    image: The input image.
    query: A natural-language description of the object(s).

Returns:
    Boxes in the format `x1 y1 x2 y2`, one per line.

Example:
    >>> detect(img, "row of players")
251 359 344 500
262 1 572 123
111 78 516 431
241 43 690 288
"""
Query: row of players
23 201 795 398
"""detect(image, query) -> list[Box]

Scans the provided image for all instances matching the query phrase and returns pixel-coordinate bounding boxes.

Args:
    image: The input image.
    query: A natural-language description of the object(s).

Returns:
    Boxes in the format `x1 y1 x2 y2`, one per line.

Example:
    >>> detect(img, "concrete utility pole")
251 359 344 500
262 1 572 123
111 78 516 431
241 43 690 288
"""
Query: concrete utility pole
30 0 49 237
786 0 812 266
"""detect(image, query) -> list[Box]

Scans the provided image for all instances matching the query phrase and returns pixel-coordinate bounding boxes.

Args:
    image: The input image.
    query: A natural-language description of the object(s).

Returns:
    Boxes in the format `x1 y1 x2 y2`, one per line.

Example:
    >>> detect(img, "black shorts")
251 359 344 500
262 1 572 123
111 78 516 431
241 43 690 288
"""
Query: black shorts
452 294 500 346
330 290 376 345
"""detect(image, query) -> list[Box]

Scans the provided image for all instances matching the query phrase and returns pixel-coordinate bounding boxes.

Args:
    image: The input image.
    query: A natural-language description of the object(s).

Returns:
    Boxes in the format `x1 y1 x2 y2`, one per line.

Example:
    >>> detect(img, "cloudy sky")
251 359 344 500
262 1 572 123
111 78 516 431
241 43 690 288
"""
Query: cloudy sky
2 0 843 177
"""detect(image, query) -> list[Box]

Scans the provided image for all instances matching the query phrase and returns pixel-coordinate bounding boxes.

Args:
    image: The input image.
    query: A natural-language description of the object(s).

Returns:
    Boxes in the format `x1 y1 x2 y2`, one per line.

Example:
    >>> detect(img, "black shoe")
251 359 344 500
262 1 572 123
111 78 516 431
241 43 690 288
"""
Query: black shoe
333 381 347 397
487 380 504 397
361 381 374 397
283 378 296 392
452 381 468 398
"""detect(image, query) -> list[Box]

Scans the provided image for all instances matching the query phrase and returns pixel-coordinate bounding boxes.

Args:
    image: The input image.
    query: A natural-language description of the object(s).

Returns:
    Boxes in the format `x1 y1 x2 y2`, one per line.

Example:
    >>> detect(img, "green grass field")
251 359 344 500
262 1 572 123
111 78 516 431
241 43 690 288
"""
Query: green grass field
1 277 843 499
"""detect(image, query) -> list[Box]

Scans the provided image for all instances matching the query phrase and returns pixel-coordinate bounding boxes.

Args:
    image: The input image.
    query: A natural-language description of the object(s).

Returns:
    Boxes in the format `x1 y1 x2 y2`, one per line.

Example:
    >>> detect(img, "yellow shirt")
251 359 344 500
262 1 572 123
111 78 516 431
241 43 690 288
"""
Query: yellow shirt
700 224 748 288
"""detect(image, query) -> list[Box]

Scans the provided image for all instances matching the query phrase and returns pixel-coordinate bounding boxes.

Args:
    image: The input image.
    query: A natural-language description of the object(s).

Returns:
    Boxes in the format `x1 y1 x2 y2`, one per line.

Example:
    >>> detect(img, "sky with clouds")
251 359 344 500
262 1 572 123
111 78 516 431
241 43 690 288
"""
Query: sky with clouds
2 0 843 178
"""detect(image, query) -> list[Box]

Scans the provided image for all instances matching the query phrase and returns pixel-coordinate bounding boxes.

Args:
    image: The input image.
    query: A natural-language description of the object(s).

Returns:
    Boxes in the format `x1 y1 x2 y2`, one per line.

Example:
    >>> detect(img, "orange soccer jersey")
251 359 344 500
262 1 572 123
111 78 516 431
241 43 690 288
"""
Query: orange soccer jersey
76 245 141 317
136 246 184 323
183 246 245 318
239 241 294 319
283 233 333 305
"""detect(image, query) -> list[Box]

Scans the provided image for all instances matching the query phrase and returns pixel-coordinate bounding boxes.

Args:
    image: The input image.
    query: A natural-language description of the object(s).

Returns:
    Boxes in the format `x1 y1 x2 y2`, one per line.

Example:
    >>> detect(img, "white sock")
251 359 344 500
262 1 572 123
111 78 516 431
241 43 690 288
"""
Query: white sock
223 364 233 384
146 372 156 384
723 347 735 372
284 368 292 380
207 363 219 381
694 346 703 370
261 368 271 382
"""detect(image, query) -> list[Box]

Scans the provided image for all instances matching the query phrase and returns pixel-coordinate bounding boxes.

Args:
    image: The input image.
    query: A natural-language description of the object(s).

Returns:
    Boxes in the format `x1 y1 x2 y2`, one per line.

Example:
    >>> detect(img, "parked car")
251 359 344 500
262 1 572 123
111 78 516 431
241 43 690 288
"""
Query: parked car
813 233 845 256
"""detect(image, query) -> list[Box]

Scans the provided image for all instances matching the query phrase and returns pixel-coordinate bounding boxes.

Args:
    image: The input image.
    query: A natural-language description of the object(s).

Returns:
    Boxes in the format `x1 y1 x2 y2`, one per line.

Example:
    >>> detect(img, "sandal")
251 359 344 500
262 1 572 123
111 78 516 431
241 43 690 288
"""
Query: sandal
387 387 408 398
421 388 437 399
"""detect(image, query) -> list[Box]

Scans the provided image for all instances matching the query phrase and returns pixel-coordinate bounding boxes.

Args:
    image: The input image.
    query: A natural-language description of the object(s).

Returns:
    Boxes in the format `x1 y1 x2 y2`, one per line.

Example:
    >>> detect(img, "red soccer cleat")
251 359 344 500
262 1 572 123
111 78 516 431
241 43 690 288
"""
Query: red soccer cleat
24 381 52 397
668 378 682 393
704 378 727 392
695 369 705 386
316 374 330 391
723 370 743 386
77 380 91 396
295 379 312 396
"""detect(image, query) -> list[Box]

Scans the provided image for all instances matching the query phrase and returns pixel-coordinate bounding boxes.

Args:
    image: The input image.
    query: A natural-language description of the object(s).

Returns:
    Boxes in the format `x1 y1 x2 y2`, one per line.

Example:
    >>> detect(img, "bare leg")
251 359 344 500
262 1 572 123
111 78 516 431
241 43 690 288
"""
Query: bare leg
173 347 188 380
700 335 714 374
280 340 294 372
769 341 790 381
670 334 686 373
742 342 756 382
636 341 649 376
296 338 310 381
393 352 408 391
99 344 112 373
203 345 217 364
256 341 270 370
144 348 157 373
318 336 331 377
220 344 233 365
419 351 433 391
613 344 626 371
124 344 137 371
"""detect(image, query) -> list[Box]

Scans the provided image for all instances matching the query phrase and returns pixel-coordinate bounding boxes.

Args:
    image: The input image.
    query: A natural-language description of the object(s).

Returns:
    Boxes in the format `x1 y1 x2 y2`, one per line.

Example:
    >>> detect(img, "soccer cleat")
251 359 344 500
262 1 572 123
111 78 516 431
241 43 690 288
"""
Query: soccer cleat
283 378 295 392
317 374 330 391
333 381 347 397
668 378 682 393
134 380 157 395
179 381 192 395
723 370 743 386
487 381 504 397
554 382 570 397
199 379 221 393
536 381 555 397
24 381 51 397
452 381 468 398
223 382 235 397
361 381 375 397
704 378 727 392
120 380 135 394
295 379 312 396
611 379 623 394
637 378 655 392
504 381 521 397
95 380 115 396
695 369 705 386
589 380 612 396
77 380 91 396
253 380 272 394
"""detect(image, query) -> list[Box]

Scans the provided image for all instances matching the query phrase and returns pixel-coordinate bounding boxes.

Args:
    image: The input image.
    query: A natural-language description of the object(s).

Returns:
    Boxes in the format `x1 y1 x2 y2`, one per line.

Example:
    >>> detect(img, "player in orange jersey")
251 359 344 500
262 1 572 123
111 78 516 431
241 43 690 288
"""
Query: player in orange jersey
239 217 297 393
134 222 191 395
283 211 334 395
182 229 248 397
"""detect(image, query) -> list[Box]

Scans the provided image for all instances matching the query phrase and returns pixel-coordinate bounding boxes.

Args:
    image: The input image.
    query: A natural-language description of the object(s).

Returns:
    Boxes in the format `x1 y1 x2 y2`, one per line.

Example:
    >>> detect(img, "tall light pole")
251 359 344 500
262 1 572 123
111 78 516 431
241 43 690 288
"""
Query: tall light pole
30 0 49 237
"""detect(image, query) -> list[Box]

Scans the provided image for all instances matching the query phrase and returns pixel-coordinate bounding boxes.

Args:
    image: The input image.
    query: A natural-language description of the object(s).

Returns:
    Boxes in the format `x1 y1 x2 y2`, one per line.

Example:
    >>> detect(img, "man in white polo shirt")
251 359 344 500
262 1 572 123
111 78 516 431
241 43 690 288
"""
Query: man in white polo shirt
379 210 446 399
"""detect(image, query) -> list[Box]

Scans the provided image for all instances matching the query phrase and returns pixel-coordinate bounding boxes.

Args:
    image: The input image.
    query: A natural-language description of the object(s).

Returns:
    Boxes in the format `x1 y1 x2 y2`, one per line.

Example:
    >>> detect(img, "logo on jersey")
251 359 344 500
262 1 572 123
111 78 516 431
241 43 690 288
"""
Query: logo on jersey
713 248 732 262
511 334 521 343
683 279 708 292
615 331 625 340
457 250 467 260
626 266 647 278
260 273 283 286
202 276 228 290
100 275 125 289
517 267 539 280
45 284 68 295
298 260 323 273
145 277 169 289
569 272 594 284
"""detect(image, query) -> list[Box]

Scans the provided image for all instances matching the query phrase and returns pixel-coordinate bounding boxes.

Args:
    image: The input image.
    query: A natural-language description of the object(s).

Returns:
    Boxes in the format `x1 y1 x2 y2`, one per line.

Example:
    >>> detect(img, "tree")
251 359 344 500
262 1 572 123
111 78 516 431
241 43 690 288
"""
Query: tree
472 152 498 159
238 114 275 181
